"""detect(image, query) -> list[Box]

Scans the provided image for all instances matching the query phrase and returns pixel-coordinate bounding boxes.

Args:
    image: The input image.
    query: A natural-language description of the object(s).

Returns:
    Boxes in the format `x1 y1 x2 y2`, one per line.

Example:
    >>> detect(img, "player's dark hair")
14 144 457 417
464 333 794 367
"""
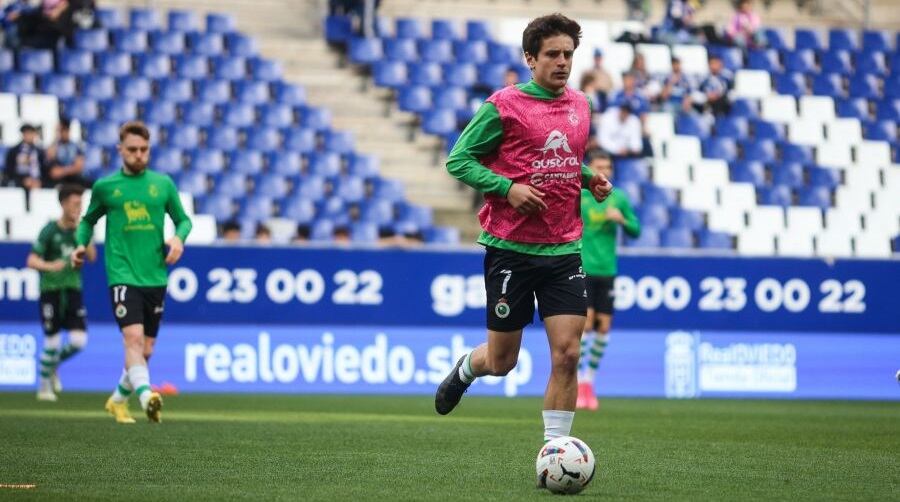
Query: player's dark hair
119 120 150 142
58 183 85 203
522 13 581 58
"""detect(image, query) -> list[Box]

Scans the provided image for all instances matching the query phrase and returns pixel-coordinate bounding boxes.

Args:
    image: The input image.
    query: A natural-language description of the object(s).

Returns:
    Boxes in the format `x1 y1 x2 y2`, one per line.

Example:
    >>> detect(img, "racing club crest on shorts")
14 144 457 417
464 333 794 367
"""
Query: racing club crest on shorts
494 298 510 319
115 304 127 318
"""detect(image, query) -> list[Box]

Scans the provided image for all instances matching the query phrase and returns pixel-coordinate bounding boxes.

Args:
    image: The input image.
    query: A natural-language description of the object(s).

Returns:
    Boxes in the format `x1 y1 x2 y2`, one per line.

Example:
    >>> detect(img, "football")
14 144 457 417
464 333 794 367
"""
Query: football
535 436 596 494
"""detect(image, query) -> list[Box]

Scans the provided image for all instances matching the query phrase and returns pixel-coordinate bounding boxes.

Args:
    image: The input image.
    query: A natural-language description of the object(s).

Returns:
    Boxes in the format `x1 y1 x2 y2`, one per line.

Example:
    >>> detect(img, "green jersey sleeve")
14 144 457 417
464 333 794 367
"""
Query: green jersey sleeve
32 224 51 255
165 178 192 242
446 102 513 197
618 191 641 238
76 182 107 246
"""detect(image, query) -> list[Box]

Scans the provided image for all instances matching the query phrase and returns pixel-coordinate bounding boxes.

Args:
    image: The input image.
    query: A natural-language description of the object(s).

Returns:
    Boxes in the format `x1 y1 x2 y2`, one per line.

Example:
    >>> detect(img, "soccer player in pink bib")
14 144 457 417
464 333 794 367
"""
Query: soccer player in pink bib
435 14 613 444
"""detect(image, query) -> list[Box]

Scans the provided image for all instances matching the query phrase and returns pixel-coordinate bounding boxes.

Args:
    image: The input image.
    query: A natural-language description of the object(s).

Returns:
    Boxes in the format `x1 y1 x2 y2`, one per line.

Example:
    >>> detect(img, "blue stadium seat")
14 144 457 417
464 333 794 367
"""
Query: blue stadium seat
97 52 132 77
189 33 225 56
763 28 787 51
230 151 264 175
397 203 433 227
222 102 256 127
175 54 209 79
246 127 281 152
425 226 460 245
730 160 766 187
488 41 518 64
476 62 507 89
199 194 235 221
360 199 394 225
272 82 306 105
297 176 327 200
669 207 705 230
771 162 805 188
395 17 423 39
316 196 346 219
864 120 896 141
752 119 785 140
117 76 152 101
433 86 467 110
136 53 171 79
301 107 331 131
454 40 488 64
168 10 198 32
781 143 813 164
675 113 710 138
759 184 793 206
807 166 841 189
862 30 891 53
729 98 758 118
142 101 177 125
226 33 257 58
431 19 459 41
775 72 807 97
197 79 231 103
848 74 880 99
875 99 900 122
310 219 335 242
324 15 352 44
642 184 678 207
742 139 776 162
86 121 120 147
614 159 650 184
177 171 209 197
349 37 384 64
795 28 824 51
697 230 733 250
259 103 294 128
189 149 226 174
80 75 114 99
348 154 379 178
213 55 247 80
206 13 236 34
18 49 53 74
82 145 103 175
828 28 858 52
256 175 290 199
112 28 148 53
660 228 694 248
166 124 201 149
129 8 159 30
215 172 248 196
797 187 831 209
323 130 354 154
713 46 744 72
373 61 408 88
785 49 816 73
0 50 12 73
149 147 183 175
268 151 302 176
821 50 852 75
74 29 110 52
204 126 239 151
836 97 868 119
95 7 123 29
747 49 780 72
811 73 844 98
384 38 418 62
624 228 660 248
418 39 453 63
282 197 316 223
309 152 341 177
421 109 457 138
442 62 477 87
102 98 138 123
886 73 900 98
409 62 443 86
398 85 432 113
41 74 76 99
466 20 491 41
372 178 405 202
62 98 99 122
856 51 887 76
283 127 316 153
614 181 641 205
703 137 738 161
58 49 93 75
150 31 185 55
250 58 282 81
336 176 366 203
158 78 193 103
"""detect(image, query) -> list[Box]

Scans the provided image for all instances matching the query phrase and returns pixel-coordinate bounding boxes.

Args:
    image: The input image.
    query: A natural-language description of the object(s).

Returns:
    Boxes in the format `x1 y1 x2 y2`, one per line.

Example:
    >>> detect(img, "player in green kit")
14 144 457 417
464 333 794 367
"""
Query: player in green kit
576 151 640 410
27 184 97 401
72 121 192 424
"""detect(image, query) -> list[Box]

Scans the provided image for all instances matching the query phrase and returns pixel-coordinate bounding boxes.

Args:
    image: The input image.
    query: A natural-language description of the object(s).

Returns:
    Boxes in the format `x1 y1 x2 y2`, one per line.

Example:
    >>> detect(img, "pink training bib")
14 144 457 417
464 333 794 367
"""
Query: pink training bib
479 86 591 243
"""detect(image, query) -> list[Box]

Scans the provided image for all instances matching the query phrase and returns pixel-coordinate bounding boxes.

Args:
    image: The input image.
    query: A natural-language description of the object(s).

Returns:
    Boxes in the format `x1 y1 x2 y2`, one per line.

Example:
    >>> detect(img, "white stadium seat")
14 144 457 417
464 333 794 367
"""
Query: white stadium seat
788 119 825 146
602 42 635 85
28 188 62 220
681 186 718 211
855 141 892 168
815 231 854 257
777 232 815 257
0 187 28 219
799 96 835 122
179 192 195 215
863 211 900 238
733 70 772 98
853 232 892 258
8 213 47 241
786 206 823 237
646 112 674 139
266 217 297 244
872 189 900 215
708 207 745 233
737 229 776 255
825 118 863 145
884 168 900 192
761 95 797 123
835 186 873 212
652 159 691 188
816 143 852 168
824 208 863 233
718 183 757 211
746 206 785 237
637 44 672 74
844 167 882 190
1 117 23 146
671 44 709 76
691 159 730 188
20 94 59 142
665 135 701 162
0 93 17 123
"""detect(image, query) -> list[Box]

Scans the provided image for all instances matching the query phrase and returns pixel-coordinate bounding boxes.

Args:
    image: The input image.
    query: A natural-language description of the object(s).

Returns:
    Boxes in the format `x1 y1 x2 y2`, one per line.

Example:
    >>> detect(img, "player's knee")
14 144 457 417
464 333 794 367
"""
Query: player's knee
68 331 87 349
123 332 144 351
551 345 581 373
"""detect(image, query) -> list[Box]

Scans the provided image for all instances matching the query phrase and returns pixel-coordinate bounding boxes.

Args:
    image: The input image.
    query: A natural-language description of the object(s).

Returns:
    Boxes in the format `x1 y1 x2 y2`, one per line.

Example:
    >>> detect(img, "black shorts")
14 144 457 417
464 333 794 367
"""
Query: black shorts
585 276 615 315
39 289 87 335
109 285 166 337
484 247 587 331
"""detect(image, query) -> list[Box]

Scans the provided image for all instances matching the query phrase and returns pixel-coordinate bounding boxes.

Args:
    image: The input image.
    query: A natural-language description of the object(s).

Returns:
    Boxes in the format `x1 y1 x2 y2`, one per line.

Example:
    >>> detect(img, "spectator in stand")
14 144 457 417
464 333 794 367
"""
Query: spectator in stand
657 56 694 112
726 0 765 48
503 68 518 88
333 225 351 244
221 220 241 242
254 223 272 244
1 0 34 48
609 73 650 123
3 124 46 190
598 104 642 160
628 53 651 92
292 224 311 244
583 49 613 111
659 0 698 44
45 119 88 188
687 54 732 117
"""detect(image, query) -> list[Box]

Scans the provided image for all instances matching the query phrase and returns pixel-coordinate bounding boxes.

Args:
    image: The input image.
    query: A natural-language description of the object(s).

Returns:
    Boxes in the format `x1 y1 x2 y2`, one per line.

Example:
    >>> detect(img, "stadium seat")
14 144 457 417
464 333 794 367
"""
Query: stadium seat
250 58 282 82
875 99 900 122
18 49 54 74
788 119 825 146
808 166 841 189
230 151 264 175
454 40 488 64
820 50 852 75
624 228 660 248
713 46 743 72
246 127 281 152
835 185 873 212
95 7 123 29
811 73 844 98
96 52 131 77
752 120 785 141
282 197 316 223
117 76 152 101
188 148 225 175
799 95 836 121
761 95 797 123
660 228 693 248
698 229 733 249
213 56 247 80
777 232 815 257
197 79 231 103
397 85 432 114
763 28 788 51
466 20 491 41
854 231 892 258
78 75 113 100
296 176 327 200
669 207 705 230
168 10 198 32
835 97 869 120
129 8 159 30
729 98 759 118
373 61 407 88
703 137 738 161
642 184 678 207
395 17 424 39
408 62 443 87
324 15 353 44
112 28 149 53
175 102 212 127
309 152 341 177
419 39 454 63
336 177 366 203
206 13 236 34
166 124 200 149
351 221 380 244
272 82 306 105
431 19 459 41
156 78 192 103
349 37 383 65
421 109 456 138
259 103 294 128
225 33 257 58
775 72 807 97
74 29 109 52
442 63 477 88
300 107 331 131
856 51 887 76
616 159 651 184
848 74 880 99
41 74 76 99
681 186 718 211
815 230 853 257
136 53 171 79
797 186 832 209
615 181 642 204
733 70 772 99
855 140 891 167
283 128 315 153
235 80 270 104
58 49 93 76
175 54 209 79
781 143 813 164
1 73 36 94
665 136 702 162
86 121 120 148
62 98 98 122
829 28 858 52
718 182 757 211
189 33 225 56
795 28 824 51
150 147 183 175
268 151 302 176
323 130 354 154
759 184 793 206
255 175 291 199
748 49 781 72
730 160 766 187
102 98 138 123
675 113 710 138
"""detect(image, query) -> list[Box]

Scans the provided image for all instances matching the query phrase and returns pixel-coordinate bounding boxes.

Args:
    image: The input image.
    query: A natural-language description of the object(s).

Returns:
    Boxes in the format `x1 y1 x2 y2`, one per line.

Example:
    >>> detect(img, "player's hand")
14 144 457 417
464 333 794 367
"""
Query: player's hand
165 236 184 265
47 260 67 272
606 207 625 224
507 183 547 215
589 173 613 203
71 246 86 269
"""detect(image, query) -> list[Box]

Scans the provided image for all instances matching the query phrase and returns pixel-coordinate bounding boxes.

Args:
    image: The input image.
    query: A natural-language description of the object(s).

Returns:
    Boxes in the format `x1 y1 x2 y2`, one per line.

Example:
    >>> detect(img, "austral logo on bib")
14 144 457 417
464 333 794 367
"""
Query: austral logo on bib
532 130 579 169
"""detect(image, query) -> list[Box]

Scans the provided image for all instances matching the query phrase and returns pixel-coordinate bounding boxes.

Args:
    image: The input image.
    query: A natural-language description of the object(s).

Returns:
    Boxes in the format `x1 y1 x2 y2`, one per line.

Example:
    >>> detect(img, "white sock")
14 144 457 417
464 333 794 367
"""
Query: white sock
127 365 152 409
111 368 132 403
542 410 575 442
39 335 62 392
458 351 476 384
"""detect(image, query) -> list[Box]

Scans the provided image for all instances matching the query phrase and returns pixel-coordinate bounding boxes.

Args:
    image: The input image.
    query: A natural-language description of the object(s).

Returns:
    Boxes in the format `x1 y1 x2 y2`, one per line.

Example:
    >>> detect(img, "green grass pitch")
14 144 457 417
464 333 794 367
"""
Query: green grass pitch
1 393 897 500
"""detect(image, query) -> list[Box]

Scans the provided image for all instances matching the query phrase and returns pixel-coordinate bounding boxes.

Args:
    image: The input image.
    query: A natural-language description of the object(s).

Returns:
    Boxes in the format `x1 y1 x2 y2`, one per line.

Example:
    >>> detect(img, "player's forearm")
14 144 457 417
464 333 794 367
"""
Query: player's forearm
85 243 97 262
580 164 593 188
75 221 94 246
26 254 56 272
174 218 193 242
446 157 512 196
622 212 641 238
